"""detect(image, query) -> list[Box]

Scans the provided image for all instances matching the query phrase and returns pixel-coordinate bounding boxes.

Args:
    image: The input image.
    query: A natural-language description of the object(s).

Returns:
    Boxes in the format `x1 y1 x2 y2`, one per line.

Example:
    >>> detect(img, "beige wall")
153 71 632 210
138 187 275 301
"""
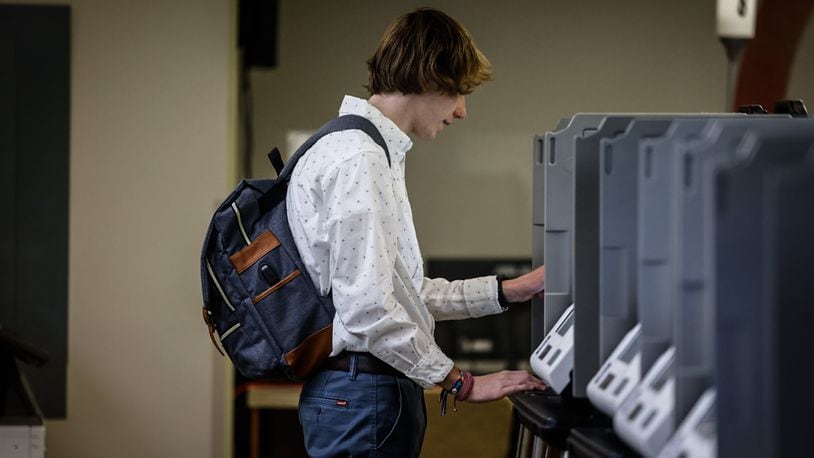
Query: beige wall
251 0 814 260
5 0 234 457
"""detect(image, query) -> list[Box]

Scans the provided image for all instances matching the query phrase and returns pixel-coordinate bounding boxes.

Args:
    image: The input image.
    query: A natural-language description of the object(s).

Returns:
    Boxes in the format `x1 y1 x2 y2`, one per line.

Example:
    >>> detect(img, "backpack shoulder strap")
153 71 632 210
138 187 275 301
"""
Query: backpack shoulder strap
275 114 391 182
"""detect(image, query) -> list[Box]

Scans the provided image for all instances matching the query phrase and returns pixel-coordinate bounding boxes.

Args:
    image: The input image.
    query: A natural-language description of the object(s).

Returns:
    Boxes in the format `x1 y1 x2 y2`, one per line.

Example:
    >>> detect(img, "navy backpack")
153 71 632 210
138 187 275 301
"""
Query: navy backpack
200 115 390 380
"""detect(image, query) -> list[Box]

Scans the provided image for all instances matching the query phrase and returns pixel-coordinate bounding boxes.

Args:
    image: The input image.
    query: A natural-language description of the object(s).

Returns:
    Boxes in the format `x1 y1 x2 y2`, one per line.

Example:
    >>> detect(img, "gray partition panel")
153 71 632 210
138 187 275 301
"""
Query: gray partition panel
597 115 748 375
533 134 546 227
533 118 576 227
532 133 547 348
671 117 792 427
671 119 751 425
636 121 715 375
671 120 731 426
543 115 608 337
598 119 674 364
531 120 571 348
572 116 638 397
531 225 546 349
625 115 784 427
772 157 814 456
531 120 573 349
637 116 775 376
713 119 814 458
579 114 742 396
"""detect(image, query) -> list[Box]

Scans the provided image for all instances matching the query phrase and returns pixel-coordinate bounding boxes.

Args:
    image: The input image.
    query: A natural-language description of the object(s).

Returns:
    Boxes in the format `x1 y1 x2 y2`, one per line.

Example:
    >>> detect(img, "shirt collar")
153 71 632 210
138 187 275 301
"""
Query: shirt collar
338 95 412 163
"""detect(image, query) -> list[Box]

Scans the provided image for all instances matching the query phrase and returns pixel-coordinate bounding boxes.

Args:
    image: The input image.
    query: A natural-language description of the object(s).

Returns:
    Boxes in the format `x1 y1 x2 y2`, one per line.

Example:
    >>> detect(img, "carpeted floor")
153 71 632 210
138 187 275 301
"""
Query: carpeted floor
422 389 515 457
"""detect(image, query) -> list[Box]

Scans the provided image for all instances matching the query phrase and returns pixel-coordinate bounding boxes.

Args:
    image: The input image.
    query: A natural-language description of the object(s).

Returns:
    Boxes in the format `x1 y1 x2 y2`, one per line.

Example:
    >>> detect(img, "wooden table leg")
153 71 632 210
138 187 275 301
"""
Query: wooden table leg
250 408 260 458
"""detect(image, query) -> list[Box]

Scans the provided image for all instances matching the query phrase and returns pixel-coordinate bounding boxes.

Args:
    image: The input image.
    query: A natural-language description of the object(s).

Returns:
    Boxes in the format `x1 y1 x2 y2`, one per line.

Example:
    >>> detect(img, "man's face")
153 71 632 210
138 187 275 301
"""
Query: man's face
411 92 467 139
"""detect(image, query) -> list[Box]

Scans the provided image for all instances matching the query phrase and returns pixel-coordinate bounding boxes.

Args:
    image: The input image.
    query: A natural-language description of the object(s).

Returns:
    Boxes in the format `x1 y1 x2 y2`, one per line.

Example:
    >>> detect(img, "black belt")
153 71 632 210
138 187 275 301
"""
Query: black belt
324 352 404 377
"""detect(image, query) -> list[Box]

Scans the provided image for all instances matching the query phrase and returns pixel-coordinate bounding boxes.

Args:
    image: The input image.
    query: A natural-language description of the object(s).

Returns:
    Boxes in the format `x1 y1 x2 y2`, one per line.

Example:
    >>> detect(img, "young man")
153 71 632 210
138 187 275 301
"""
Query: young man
287 7 547 457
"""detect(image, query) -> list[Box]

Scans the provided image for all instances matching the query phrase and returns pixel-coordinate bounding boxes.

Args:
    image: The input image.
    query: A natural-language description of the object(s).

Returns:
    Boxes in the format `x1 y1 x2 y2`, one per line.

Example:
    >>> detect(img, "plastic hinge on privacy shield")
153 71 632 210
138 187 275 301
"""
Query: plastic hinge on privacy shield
587 323 642 416
530 304 575 394
658 388 717 458
614 346 676 457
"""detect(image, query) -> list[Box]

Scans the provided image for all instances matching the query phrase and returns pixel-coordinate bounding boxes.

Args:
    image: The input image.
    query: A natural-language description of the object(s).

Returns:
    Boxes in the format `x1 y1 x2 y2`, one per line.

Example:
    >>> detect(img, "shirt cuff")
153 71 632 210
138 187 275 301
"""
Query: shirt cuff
462 276 505 318
404 345 454 389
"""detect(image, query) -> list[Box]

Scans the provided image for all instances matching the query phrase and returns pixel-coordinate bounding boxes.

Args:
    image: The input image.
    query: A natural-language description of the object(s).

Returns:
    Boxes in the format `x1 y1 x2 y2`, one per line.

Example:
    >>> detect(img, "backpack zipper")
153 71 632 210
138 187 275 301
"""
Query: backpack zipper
206 260 236 312
231 202 252 245
219 322 241 341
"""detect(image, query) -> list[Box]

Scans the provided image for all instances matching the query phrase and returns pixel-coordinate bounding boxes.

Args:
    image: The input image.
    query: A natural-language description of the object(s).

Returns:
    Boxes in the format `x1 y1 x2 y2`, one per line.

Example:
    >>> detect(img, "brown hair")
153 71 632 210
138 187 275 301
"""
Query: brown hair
365 8 492 96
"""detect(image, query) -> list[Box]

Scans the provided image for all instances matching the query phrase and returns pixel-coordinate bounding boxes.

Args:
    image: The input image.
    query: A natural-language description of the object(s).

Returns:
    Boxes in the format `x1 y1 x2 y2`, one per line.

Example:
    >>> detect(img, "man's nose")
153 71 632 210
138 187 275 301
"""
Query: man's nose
454 96 467 119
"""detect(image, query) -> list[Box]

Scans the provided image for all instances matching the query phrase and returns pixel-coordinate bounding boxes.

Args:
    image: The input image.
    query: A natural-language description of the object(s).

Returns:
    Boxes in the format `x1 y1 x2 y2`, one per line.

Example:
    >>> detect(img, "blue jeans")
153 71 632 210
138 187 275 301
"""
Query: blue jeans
298 357 426 457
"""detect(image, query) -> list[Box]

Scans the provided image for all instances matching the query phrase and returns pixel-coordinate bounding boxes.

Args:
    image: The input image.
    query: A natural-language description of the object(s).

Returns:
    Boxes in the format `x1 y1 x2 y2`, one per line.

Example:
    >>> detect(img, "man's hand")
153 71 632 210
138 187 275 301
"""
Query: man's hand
467 370 548 403
502 265 545 303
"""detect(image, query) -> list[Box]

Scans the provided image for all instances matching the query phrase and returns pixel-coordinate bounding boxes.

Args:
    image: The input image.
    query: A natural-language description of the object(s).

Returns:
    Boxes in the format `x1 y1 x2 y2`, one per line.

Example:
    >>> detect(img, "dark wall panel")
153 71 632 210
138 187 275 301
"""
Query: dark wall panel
0 5 70 418
0 27 17 329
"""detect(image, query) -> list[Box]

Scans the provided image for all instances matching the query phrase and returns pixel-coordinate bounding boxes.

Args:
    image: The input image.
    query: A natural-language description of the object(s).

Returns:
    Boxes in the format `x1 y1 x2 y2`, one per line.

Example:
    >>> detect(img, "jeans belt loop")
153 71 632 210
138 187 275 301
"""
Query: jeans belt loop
349 352 359 381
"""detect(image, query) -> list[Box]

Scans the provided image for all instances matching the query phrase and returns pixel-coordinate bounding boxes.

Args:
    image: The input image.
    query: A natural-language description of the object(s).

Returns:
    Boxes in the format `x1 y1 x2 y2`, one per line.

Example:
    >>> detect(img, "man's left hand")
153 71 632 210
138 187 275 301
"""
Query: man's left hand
502 265 545 303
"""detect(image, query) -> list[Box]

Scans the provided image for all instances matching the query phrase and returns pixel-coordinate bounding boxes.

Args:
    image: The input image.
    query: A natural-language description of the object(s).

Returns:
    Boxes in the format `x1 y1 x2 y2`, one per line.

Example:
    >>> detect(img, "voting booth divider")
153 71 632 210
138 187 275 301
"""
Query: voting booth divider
515 108 814 458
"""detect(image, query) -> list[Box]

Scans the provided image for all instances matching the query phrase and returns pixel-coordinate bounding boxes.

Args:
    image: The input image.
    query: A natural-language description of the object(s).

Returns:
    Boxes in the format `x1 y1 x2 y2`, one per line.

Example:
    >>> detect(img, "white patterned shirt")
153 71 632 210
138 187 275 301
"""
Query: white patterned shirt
286 95 504 388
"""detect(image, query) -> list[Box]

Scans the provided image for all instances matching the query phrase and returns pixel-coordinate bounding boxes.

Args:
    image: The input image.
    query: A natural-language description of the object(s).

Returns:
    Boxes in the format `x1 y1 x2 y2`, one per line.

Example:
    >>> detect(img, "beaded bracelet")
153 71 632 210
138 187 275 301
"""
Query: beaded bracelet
439 370 475 415
439 369 464 416
455 371 474 402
